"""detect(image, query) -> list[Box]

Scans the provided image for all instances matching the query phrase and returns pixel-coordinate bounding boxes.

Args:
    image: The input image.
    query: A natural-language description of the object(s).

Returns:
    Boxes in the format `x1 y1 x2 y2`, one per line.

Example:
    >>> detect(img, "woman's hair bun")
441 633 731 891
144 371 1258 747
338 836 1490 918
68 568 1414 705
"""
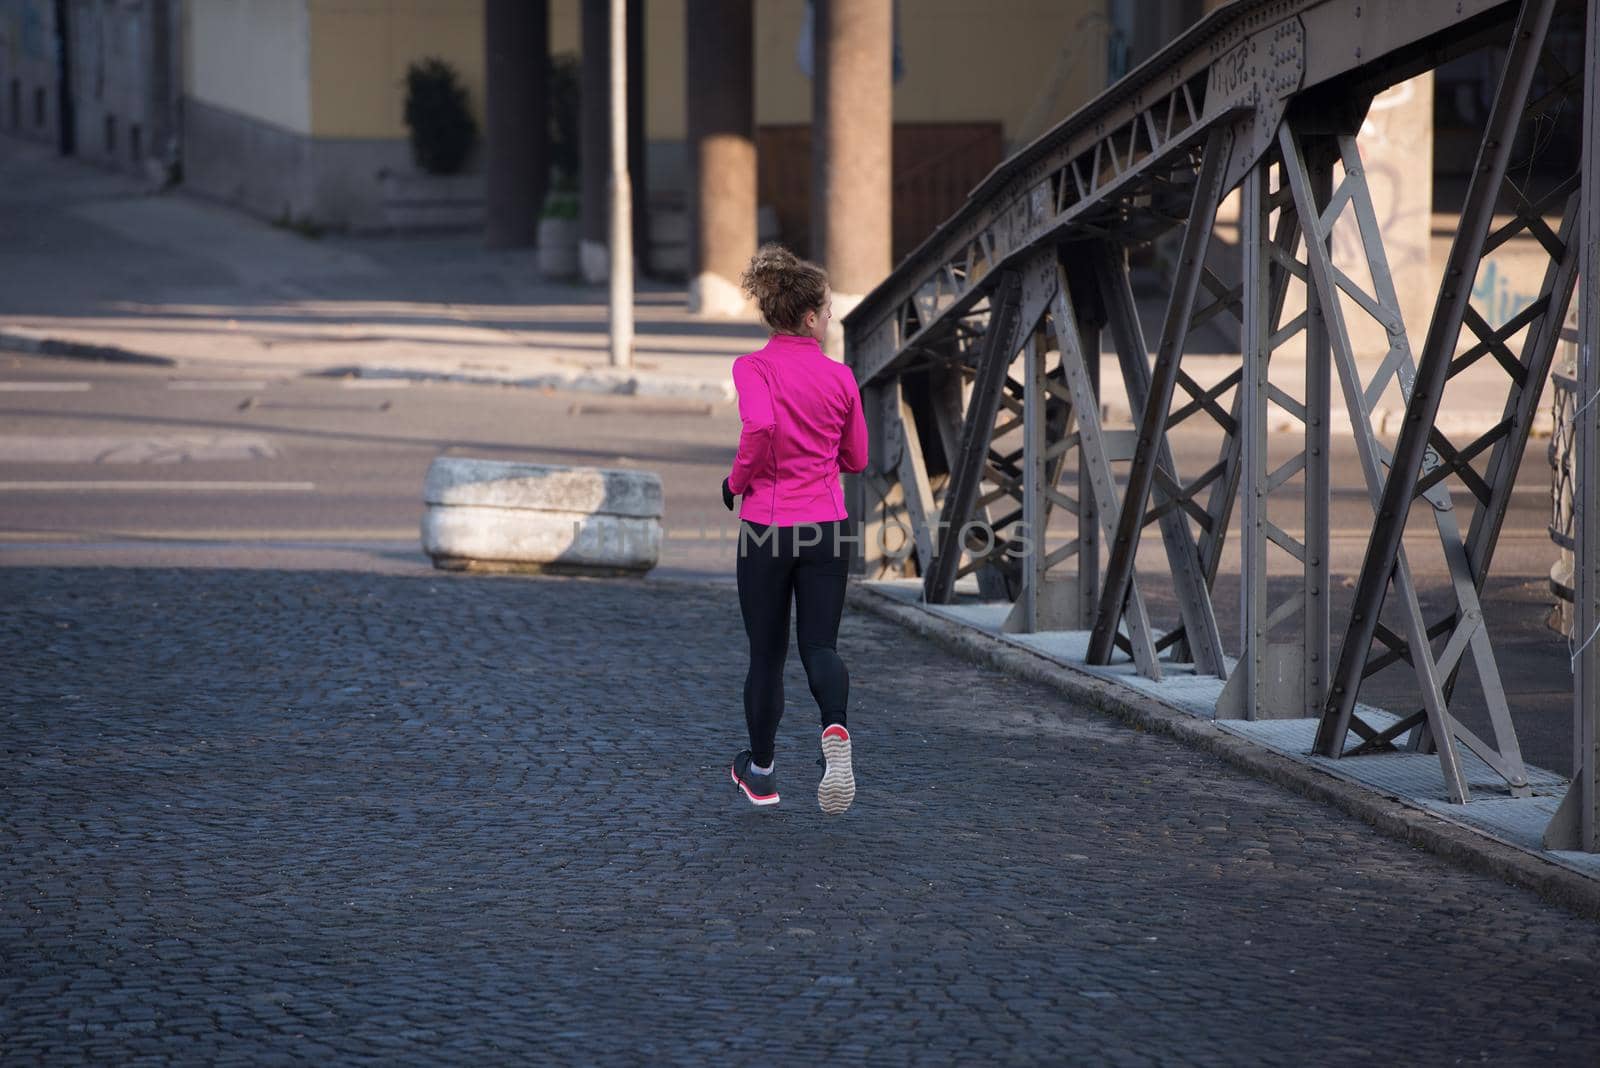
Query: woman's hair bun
740 243 829 334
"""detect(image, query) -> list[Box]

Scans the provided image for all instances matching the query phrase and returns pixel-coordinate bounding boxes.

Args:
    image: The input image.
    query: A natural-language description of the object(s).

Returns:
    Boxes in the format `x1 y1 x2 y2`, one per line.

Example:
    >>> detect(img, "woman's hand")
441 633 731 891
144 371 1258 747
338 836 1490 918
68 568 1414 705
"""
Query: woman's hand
721 477 736 511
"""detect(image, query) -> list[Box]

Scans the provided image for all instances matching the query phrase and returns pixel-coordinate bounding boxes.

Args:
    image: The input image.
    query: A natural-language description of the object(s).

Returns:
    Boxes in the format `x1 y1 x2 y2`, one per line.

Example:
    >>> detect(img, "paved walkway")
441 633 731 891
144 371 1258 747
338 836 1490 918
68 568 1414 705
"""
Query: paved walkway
0 137 763 402
4 566 1597 1064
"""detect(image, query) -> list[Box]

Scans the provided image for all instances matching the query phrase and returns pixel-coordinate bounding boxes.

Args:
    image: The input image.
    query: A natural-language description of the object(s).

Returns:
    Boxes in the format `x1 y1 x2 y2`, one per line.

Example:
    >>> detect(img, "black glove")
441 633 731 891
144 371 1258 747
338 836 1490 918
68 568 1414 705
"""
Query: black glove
721 477 736 511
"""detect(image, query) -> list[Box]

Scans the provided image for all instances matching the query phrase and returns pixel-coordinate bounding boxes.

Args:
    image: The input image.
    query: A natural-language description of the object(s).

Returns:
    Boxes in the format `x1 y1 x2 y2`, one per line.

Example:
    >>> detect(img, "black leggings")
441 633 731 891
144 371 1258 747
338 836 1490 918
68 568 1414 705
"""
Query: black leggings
736 519 851 767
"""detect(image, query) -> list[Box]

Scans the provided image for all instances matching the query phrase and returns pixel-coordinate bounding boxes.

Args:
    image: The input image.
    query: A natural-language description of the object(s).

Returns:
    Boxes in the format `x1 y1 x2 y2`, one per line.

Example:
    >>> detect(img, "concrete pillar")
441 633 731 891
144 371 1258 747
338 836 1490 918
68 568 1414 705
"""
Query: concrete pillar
580 0 609 281
812 0 892 354
685 0 755 317
579 0 647 282
143 0 179 181
1344 71 1434 358
627 0 649 275
485 0 549 250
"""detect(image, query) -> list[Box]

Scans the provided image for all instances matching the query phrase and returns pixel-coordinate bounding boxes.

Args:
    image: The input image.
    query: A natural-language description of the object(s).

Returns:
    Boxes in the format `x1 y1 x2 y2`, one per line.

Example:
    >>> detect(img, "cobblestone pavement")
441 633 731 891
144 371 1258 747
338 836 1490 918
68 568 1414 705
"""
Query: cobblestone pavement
3 567 1597 1066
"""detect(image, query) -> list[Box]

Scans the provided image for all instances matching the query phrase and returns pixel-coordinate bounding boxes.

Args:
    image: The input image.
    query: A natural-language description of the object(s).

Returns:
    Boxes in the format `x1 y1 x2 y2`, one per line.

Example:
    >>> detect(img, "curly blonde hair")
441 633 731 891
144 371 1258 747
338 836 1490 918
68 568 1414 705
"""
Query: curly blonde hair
739 243 829 334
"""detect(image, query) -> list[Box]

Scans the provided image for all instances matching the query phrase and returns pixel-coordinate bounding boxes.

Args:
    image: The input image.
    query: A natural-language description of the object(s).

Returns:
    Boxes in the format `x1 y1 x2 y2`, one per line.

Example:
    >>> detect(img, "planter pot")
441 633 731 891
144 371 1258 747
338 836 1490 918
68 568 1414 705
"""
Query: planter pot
538 218 580 280
379 171 485 232
420 457 662 575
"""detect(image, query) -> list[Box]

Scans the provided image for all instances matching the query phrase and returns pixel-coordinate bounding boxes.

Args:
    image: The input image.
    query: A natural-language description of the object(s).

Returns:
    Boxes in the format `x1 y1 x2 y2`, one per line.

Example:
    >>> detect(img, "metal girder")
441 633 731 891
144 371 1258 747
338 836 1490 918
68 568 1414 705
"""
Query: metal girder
1092 245 1229 677
844 0 1598 836
1545 0 1600 852
1279 118 1532 802
1324 0 1557 751
844 0 1513 392
1051 263 1163 678
920 275 1021 603
924 255 1058 603
1086 125 1232 673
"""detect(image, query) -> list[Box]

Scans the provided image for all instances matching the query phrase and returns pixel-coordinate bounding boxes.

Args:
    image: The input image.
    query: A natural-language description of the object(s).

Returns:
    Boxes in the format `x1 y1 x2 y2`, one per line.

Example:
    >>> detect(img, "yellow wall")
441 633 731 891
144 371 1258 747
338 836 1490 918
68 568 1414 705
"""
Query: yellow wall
554 0 1107 148
753 0 1108 146
308 0 485 139
185 0 313 135
195 0 1110 149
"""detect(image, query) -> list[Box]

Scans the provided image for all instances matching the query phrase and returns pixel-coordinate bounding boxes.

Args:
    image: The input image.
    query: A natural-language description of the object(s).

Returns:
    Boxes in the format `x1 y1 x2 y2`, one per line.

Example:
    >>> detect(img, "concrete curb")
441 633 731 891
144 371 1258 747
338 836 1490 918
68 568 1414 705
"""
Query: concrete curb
846 583 1600 921
0 329 1544 434
0 329 177 367
316 365 736 404
1 332 735 403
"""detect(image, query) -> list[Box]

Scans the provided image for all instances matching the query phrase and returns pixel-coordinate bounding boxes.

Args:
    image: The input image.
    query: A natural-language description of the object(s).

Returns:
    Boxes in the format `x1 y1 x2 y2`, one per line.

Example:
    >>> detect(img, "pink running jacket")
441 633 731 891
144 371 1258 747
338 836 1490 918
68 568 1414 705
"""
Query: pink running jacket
727 332 869 526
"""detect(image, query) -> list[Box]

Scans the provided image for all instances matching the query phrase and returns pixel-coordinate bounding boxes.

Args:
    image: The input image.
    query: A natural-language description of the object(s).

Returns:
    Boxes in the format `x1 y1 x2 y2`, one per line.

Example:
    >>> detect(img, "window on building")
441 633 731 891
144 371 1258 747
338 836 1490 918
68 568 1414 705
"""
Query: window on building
34 86 45 128
130 122 141 163
9 80 18 130
105 115 116 155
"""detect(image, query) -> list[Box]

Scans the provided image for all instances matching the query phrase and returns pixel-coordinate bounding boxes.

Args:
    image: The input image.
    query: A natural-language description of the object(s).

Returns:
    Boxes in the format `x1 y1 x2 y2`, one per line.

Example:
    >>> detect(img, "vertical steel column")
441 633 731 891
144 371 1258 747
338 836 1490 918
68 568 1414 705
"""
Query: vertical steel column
1579 0 1600 852
1547 0 1600 852
1302 159 1333 721
1233 160 1274 718
1063 252 1105 629
1077 309 1102 629
1219 153 1326 720
1325 0 1558 731
1020 332 1049 632
1087 126 1232 669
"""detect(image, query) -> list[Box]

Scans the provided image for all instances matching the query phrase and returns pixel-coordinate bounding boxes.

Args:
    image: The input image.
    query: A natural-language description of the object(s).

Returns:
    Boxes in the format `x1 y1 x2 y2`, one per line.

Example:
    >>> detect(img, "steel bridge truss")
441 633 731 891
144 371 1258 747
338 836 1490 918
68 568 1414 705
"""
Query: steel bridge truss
844 0 1600 846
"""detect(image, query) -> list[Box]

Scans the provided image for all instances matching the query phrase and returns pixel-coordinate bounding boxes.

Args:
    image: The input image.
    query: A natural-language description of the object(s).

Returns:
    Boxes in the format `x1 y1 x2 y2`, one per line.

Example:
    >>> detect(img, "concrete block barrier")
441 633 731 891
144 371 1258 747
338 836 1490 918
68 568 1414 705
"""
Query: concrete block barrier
421 457 663 575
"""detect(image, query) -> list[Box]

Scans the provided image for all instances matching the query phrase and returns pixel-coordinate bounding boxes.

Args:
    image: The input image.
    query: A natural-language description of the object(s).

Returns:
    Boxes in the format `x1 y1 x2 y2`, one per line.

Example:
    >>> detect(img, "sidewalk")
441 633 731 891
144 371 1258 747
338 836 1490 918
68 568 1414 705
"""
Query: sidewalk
1 135 1547 436
853 579 1600 918
0 137 763 403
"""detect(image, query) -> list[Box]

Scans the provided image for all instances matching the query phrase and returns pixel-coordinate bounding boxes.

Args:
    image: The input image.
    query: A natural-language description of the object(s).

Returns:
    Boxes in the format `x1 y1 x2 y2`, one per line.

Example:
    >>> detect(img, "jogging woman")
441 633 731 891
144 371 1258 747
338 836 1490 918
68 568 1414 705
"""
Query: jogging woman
722 243 868 815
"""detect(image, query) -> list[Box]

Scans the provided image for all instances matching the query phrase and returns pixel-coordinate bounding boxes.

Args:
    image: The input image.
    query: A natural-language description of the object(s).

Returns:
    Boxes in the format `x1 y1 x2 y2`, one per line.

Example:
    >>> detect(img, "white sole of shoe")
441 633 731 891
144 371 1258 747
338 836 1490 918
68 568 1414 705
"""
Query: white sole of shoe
818 732 855 815
732 765 780 806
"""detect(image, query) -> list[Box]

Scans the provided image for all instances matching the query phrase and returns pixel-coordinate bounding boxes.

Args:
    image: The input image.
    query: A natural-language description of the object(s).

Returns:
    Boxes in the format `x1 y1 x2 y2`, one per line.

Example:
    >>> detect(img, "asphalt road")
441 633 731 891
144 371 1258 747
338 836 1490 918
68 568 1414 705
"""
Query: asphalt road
0 350 742 578
0 348 1561 570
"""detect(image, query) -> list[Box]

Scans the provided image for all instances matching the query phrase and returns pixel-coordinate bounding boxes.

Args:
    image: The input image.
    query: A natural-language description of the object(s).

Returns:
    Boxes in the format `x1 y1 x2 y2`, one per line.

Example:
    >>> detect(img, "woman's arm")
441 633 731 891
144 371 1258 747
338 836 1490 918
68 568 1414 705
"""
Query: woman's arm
727 358 776 494
839 379 869 474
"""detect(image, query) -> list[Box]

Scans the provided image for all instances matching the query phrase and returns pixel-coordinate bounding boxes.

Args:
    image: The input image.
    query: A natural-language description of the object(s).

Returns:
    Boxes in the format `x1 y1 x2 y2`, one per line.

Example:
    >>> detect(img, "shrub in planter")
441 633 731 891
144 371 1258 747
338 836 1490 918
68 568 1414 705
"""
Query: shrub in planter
548 54 580 187
403 58 478 175
538 186 581 280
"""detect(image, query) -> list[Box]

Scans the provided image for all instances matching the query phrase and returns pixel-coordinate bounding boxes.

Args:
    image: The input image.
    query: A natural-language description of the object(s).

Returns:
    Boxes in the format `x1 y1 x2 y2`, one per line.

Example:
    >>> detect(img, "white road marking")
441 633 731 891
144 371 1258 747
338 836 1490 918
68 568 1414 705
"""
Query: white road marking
0 382 91 392
0 528 413 542
167 380 270 391
0 480 316 492
340 378 411 389
0 435 279 462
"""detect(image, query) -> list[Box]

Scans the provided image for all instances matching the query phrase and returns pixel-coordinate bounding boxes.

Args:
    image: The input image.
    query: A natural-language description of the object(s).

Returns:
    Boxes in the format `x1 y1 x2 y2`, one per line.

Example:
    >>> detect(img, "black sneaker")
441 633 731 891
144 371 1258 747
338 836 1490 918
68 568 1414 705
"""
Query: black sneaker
731 750 780 807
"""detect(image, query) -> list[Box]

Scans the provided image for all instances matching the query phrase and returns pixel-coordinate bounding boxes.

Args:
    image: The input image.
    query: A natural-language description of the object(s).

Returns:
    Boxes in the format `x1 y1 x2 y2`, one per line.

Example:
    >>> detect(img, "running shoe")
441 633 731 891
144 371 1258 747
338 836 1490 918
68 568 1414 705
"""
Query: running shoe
731 750 780 807
817 724 855 815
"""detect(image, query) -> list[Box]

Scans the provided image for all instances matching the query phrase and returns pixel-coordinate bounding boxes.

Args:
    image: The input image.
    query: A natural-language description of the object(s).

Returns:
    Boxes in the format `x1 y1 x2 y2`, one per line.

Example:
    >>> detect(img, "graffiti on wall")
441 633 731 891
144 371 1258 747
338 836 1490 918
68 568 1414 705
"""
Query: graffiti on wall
1470 257 1541 331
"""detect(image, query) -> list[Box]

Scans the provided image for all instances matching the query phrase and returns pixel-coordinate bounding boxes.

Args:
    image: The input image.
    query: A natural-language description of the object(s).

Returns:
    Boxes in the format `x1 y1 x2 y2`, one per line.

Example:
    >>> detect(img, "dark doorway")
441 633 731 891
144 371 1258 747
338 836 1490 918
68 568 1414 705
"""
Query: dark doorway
757 122 1004 264
53 0 74 155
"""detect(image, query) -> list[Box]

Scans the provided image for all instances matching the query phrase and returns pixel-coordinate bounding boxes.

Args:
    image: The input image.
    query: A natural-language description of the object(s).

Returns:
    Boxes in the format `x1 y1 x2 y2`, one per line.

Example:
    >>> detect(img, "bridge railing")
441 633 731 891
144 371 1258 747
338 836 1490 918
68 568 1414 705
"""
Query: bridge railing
843 0 1600 849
